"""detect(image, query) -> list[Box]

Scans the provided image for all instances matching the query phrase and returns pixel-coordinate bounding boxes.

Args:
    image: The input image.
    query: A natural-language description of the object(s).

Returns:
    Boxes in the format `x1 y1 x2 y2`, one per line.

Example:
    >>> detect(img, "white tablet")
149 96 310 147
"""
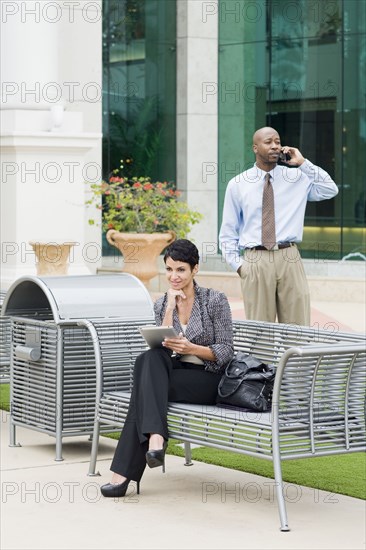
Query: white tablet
139 325 179 349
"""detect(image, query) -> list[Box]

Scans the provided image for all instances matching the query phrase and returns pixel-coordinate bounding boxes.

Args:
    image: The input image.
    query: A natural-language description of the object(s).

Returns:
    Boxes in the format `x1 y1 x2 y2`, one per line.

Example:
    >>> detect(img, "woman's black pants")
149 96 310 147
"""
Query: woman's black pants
110 348 221 482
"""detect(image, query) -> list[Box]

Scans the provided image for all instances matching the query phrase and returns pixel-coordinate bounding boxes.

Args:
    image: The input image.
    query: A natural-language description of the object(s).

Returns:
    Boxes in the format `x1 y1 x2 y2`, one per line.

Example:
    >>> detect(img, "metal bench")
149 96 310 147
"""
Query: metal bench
84 319 366 531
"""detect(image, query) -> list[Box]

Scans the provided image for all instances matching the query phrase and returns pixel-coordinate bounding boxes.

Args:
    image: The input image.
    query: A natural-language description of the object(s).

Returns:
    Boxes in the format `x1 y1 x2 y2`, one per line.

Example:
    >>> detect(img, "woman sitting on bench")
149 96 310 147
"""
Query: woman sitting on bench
100 238 234 497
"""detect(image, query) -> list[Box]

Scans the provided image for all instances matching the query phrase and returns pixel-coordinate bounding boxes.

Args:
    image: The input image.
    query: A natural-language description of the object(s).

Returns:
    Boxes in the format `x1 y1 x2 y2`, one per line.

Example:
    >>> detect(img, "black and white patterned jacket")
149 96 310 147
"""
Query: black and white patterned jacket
154 281 234 374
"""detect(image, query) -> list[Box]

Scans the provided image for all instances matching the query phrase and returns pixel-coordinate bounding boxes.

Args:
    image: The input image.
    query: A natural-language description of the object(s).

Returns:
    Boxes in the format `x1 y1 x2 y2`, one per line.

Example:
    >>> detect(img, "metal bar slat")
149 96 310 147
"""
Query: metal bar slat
167 409 272 430
11 376 56 389
309 355 324 453
0 291 11 383
12 379 57 391
344 353 358 450
168 429 273 454
12 389 56 403
168 426 272 454
175 418 273 439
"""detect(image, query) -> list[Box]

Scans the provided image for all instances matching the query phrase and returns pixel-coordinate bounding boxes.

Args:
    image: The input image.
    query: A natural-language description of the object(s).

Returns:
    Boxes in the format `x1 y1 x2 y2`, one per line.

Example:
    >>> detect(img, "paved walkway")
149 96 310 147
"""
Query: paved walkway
227 296 365 333
1 411 365 550
1 293 365 550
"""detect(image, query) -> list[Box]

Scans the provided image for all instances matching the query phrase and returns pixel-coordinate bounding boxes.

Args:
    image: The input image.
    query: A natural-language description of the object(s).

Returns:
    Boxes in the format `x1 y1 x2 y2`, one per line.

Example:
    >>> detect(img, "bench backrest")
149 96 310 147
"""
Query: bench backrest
91 318 365 391
232 320 365 363
278 343 365 451
232 322 366 456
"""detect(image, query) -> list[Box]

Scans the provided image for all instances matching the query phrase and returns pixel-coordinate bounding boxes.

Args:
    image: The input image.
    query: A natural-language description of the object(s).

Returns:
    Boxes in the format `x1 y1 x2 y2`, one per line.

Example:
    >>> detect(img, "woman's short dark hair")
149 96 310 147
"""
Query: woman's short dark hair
163 239 199 269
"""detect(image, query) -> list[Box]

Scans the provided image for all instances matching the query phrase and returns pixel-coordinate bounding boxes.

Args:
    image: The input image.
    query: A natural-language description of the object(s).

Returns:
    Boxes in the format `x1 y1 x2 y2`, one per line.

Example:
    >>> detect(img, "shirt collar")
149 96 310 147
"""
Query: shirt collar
253 163 280 180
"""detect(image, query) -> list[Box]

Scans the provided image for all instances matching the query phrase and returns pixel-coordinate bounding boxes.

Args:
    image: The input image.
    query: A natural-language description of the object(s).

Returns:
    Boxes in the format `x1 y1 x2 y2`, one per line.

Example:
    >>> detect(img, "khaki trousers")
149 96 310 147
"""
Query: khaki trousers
239 244 310 325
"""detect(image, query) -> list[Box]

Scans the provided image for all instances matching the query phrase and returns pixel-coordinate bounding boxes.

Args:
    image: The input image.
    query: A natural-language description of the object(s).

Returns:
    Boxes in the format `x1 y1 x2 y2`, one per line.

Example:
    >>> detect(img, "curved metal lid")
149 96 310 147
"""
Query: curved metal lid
2 274 155 323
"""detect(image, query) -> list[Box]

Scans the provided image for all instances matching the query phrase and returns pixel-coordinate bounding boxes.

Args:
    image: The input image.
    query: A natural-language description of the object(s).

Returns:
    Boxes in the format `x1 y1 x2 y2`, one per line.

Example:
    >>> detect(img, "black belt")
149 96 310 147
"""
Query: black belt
245 243 295 251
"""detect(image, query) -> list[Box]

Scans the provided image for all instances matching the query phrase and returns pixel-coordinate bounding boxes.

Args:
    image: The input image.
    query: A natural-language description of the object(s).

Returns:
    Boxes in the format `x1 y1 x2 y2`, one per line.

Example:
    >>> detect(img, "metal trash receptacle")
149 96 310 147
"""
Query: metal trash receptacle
0 291 11 383
2 274 154 460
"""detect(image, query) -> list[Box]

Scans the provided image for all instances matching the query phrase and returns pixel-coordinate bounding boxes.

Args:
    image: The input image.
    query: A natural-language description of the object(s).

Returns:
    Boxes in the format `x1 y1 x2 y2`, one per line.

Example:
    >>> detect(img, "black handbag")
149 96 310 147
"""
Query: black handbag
216 352 276 412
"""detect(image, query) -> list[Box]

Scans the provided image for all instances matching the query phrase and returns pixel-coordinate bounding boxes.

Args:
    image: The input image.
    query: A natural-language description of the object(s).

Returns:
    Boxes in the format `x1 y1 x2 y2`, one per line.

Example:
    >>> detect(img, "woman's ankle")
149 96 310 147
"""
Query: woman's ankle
111 472 127 484
148 433 164 451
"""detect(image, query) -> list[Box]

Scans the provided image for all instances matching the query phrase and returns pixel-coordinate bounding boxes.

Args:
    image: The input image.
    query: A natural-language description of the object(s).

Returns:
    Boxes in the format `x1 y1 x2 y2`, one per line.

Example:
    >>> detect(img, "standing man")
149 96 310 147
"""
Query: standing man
219 126 338 325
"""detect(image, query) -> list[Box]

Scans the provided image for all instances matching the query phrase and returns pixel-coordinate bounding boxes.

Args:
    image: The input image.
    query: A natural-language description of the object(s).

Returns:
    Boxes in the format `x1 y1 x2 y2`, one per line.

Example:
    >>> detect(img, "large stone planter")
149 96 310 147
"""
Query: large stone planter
106 230 175 286
29 241 77 276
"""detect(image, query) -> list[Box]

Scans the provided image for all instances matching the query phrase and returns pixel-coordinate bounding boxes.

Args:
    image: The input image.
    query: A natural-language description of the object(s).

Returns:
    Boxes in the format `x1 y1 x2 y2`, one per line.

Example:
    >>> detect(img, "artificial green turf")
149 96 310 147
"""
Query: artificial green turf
166 439 366 501
0 383 9 411
1 383 364 500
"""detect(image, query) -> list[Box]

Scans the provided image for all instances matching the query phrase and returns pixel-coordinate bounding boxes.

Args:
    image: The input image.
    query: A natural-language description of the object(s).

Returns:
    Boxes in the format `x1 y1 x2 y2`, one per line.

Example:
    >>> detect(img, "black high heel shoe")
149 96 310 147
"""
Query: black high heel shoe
146 440 168 472
100 478 140 498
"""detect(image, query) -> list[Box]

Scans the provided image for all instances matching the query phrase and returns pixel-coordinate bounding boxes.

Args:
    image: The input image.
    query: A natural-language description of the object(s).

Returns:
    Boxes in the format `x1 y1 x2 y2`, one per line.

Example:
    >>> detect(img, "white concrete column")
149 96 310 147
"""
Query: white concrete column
0 1 102 289
176 0 219 252
0 0 59 109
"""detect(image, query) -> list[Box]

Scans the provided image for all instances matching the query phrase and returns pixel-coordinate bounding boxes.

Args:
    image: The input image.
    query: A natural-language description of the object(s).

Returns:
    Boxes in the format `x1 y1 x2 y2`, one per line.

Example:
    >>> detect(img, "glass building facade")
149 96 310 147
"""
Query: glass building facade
102 0 365 260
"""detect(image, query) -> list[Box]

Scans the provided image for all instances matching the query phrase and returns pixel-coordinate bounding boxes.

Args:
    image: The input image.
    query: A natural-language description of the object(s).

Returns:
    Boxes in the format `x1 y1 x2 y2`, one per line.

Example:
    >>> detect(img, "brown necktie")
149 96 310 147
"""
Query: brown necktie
261 173 276 250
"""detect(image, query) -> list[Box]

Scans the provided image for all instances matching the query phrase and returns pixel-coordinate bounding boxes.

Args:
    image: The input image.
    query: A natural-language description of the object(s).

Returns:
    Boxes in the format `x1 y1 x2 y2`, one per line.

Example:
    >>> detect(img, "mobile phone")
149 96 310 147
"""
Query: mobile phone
278 151 291 163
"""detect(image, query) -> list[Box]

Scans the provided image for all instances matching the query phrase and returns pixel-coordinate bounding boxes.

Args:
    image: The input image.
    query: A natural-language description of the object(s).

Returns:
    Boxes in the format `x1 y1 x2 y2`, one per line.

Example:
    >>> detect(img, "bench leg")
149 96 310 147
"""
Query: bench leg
9 418 21 448
184 442 193 466
273 452 290 531
88 417 101 476
55 433 64 462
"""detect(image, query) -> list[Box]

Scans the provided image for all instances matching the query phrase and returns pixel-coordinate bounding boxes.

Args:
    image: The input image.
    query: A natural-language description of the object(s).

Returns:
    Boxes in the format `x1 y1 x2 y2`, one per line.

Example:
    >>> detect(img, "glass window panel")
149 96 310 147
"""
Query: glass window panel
218 0 267 215
341 27 366 258
344 0 366 34
102 0 176 181
102 0 176 255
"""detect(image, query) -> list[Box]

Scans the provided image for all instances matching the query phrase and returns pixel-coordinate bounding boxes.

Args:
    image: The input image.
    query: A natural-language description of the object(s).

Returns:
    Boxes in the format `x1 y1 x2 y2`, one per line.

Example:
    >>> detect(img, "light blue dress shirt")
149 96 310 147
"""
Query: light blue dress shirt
219 160 339 271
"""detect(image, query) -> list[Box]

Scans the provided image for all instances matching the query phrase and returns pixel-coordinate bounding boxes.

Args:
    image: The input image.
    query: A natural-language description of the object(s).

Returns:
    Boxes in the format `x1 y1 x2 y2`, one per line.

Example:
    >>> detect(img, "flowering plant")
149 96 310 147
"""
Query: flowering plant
87 166 203 238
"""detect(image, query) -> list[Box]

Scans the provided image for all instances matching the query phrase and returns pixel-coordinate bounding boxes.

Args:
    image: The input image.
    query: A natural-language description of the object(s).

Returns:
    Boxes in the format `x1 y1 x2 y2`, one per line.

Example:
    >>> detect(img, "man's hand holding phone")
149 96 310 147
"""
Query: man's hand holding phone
278 146 305 167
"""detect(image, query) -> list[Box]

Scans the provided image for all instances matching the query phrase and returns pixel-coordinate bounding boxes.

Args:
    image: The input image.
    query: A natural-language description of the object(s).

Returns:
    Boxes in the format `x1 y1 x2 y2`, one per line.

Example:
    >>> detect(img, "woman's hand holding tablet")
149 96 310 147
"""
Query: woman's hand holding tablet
139 326 179 349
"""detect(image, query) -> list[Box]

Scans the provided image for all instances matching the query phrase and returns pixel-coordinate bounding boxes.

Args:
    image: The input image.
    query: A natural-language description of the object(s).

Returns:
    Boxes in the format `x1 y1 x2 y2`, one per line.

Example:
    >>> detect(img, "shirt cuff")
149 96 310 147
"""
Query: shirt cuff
299 158 315 175
230 257 243 272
